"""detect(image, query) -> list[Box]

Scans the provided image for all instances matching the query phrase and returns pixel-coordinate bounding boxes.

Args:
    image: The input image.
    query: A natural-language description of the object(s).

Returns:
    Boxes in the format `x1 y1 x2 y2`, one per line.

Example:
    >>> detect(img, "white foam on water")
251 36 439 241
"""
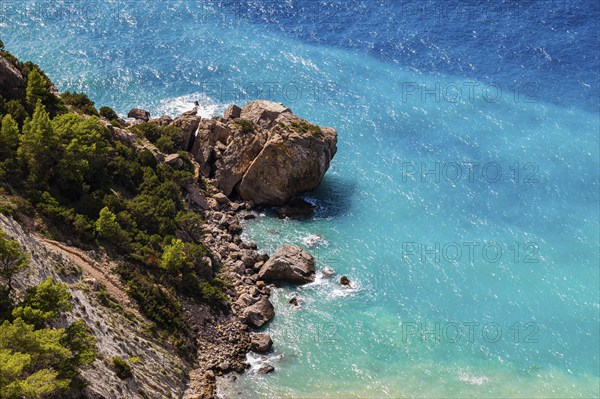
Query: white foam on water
154 92 226 118
302 233 329 248
245 352 284 374
458 371 490 385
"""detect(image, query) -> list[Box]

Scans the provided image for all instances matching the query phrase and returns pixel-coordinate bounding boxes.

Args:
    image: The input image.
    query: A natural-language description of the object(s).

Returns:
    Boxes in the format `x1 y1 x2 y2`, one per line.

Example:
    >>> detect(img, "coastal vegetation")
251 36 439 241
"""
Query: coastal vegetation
0 45 224 359
0 231 97 398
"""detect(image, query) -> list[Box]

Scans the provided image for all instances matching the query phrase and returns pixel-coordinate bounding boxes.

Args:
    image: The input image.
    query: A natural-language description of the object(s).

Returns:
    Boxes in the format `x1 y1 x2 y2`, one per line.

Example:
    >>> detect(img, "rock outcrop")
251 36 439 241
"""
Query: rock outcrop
172 114 202 150
258 244 315 284
0 57 26 100
191 100 337 206
127 108 151 122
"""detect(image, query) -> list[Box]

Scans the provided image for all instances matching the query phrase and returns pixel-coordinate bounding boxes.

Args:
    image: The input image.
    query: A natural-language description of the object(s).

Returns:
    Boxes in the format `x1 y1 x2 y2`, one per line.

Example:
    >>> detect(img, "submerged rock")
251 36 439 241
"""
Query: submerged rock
258 244 315 284
322 268 335 277
276 197 316 219
257 364 275 374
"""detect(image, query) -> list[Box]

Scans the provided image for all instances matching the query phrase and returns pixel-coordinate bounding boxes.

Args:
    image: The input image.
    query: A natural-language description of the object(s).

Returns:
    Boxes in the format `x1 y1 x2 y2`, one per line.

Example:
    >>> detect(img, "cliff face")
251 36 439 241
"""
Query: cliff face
0 57 26 99
0 215 189 399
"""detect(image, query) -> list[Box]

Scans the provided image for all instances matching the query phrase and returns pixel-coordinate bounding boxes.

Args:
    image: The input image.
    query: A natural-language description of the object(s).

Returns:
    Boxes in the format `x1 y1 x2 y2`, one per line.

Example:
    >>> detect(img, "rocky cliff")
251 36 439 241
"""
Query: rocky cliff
189 100 337 206
0 215 189 399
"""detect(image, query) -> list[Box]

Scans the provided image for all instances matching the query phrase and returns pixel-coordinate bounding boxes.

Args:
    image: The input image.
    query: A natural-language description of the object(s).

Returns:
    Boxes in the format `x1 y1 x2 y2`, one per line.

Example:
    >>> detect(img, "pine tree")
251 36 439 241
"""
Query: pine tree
0 231 29 297
160 238 188 272
0 114 19 160
25 69 49 110
95 207 122 242
17 100 58 186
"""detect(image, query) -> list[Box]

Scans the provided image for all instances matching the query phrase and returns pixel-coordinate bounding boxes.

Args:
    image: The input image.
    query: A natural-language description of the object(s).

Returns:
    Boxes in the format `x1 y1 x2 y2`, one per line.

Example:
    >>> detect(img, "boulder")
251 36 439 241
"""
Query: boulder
181 107 198 117
289 297 299 307
237 125 337 205
213 193 230 205
323 268 335 277
250 333 273 353
340 276 350 286
276 197 316 219
186 186 210 210
0 57 26 100
257 364 275 374
258 244 315 284
224 104 242 119
127 108 150 122
112 127 136 145
241 297 275 328
189 100 337 205
165 154 184 169
149 115 173 126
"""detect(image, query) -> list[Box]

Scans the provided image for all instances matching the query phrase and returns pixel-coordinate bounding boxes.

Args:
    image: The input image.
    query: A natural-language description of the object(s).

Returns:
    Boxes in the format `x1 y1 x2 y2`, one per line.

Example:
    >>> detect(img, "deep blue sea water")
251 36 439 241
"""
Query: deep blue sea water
2 1 599 397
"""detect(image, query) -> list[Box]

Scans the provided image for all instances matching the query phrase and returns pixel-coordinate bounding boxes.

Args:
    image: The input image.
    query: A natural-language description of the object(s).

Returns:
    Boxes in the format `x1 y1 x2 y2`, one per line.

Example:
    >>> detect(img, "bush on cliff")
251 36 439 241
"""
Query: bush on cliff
61 91 99 116
0 235 96 398
99 106 118 121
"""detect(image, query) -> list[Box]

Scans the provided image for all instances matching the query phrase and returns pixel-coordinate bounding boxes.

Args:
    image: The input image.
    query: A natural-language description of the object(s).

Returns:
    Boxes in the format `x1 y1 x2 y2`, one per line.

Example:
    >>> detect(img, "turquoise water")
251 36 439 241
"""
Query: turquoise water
1 1 598 397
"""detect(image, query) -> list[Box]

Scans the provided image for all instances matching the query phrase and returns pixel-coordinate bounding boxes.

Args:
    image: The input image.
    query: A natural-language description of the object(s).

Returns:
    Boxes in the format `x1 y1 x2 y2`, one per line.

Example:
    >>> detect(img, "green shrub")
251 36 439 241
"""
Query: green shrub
99 106 118 121
198 279 227 301
290 120 322 136
112 356 132 379
61 91 98 116
236 119 254 134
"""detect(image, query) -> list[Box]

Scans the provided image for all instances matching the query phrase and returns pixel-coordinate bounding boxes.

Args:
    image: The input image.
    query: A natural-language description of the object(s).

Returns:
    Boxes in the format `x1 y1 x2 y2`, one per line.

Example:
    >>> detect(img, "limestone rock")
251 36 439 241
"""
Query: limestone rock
189 100 337 205
165 154 184 169
258 244 315 284
240 100 291 129
127 108 150 122
241 297 275 329
250 333 272 353
224 104 242 119
172 115 201 151
187 186 210 210
149 115 173 126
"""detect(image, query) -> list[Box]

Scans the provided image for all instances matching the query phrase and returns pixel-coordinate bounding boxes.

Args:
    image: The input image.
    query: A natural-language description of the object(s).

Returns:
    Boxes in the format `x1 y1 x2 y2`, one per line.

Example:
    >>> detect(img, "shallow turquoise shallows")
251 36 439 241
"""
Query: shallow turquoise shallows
2 1 598 397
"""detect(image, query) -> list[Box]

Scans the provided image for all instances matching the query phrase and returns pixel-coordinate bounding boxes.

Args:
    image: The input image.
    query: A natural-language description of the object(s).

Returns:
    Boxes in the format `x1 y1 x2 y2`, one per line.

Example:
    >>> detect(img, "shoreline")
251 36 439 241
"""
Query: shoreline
182 192 276 399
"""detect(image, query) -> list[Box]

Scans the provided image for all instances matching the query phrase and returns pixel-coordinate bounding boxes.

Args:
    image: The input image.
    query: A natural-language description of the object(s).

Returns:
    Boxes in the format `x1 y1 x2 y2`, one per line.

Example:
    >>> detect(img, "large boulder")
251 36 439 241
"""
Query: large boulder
224 104 242 119
127 108 150 122
190 100 337 205
250 333 273 353
0 57 26 100
241 297 275 329
258 244 315 284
